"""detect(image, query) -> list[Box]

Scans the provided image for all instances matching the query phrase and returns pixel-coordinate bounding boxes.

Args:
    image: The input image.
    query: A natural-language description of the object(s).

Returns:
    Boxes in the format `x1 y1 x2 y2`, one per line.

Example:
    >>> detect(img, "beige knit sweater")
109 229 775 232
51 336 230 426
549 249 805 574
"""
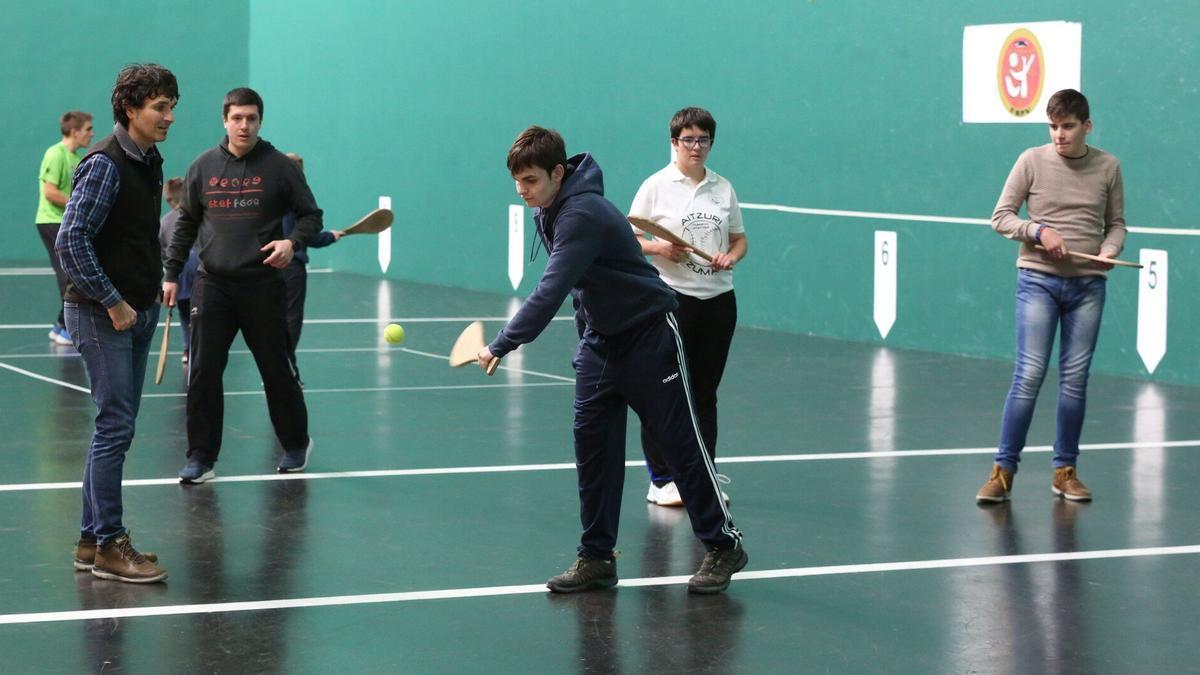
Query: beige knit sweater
992 143 1126 277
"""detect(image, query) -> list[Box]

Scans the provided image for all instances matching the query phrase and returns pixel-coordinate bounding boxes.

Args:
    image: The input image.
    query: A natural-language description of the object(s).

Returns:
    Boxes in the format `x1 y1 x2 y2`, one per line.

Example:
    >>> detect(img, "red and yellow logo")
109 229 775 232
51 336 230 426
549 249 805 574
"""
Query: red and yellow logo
997 28 1044 117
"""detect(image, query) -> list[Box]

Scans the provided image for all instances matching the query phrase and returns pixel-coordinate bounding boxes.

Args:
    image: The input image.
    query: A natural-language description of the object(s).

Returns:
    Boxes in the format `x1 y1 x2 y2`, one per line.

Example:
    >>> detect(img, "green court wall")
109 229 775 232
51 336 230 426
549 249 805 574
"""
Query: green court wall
5 2 1197 385
248 1 1199 384
1 1 250 261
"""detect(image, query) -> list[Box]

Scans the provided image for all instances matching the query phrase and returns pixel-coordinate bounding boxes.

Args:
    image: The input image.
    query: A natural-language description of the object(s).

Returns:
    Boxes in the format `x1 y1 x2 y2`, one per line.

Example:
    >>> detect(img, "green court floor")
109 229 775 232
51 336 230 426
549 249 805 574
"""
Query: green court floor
0 269 1196 673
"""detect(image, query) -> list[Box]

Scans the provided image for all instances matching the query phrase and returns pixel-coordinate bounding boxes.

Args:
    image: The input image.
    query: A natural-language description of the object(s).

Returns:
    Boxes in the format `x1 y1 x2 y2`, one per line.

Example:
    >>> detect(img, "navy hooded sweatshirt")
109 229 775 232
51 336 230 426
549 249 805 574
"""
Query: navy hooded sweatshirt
164 137 323 282
488 153 676 358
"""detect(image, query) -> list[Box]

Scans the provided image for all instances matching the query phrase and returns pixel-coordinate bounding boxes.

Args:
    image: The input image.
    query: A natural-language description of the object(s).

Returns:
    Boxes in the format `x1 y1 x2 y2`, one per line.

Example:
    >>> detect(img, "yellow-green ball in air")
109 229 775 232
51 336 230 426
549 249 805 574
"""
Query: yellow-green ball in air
384 323 405 344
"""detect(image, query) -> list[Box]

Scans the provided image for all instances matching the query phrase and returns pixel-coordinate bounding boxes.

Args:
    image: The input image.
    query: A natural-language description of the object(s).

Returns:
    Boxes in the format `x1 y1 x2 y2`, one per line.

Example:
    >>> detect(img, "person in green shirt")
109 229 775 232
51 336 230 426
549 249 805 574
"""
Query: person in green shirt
36 110 94 344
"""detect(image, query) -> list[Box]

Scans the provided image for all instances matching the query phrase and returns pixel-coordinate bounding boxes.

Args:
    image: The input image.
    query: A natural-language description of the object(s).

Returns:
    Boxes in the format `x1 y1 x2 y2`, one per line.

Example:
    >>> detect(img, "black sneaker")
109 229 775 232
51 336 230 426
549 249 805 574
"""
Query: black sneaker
278 438 313 473
688 546 748 594
178 460 215 484
547 557 618 593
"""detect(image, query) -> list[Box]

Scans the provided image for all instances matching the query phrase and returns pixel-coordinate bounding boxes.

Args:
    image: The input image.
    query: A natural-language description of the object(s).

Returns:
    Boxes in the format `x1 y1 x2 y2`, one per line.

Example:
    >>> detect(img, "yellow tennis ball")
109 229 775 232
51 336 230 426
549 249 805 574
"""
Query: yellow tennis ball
384 323 405 344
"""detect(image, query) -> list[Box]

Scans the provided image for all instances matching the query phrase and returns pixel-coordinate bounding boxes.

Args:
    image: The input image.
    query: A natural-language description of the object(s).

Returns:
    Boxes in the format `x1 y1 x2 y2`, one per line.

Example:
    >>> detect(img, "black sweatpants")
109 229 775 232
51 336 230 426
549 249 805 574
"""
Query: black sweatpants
641 290 737 483
37 222 69 327
572 312 741 559
282 261 307 377
186 273 308 465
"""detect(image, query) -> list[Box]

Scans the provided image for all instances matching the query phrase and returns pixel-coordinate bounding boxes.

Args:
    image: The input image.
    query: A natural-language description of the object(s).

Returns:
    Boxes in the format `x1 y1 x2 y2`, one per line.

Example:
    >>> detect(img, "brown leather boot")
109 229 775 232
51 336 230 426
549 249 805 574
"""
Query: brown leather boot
91 533 167 583
1052 466 1092 501
74 534 158 571
976 464 1014 503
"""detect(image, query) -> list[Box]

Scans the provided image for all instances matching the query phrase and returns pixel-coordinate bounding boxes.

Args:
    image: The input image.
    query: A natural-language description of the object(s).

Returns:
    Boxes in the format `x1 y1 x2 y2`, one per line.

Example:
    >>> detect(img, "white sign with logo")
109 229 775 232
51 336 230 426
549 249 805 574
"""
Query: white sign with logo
962 21 1082 123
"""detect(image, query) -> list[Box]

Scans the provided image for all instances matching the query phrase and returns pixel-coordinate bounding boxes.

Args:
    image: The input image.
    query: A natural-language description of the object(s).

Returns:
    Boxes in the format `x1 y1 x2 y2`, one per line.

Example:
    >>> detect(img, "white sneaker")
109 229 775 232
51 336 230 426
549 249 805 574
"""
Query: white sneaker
50 326 72 346
646 481 684 507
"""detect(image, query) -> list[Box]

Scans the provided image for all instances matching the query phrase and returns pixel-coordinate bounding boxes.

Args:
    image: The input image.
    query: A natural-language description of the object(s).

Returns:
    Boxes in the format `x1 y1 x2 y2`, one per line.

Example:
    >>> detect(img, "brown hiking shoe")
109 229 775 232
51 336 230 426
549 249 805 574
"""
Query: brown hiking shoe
976 465 1014 503
92 533 167 583
547 556 618 593
74 534 157 571
1052 466 1092 501
688 546 749 594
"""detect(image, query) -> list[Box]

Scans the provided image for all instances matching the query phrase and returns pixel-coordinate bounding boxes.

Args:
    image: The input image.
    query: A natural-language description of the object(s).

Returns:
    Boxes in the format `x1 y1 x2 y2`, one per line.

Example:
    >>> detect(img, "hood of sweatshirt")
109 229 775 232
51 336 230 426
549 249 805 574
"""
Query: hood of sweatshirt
487 153 676 357
533 152 602 254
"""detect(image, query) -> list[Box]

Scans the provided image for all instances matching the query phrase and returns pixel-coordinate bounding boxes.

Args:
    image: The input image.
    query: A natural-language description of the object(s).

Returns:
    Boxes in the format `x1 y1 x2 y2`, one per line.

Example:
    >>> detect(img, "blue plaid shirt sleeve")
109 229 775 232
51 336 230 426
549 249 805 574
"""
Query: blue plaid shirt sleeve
55 154 123 308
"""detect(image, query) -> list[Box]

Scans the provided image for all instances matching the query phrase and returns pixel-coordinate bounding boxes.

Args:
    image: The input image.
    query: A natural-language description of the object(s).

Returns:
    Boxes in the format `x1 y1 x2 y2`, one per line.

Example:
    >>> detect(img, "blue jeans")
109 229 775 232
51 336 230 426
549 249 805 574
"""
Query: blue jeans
995 270 1106 473
64 301 160 545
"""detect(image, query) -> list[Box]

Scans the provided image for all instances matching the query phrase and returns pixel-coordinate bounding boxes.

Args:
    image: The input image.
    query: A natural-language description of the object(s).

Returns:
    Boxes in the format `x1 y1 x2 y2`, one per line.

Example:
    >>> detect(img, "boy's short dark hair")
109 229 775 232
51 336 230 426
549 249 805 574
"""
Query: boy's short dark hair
507 126 567 175
60 110 92 136
163 176 184 209
111 64 179 127
1046 89 1089 122
669 107 716 140
223 87 264 119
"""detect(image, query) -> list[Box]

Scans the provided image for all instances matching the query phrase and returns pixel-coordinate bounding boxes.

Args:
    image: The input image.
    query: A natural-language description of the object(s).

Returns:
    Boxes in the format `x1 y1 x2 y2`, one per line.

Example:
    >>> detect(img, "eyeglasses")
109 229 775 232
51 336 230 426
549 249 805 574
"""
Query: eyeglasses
675 136 712 149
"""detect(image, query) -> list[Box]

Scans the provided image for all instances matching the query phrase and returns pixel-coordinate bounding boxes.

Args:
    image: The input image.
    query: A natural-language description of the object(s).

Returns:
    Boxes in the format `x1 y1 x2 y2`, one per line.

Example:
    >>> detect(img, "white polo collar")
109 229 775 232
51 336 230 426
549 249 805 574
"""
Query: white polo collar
666 161 712 187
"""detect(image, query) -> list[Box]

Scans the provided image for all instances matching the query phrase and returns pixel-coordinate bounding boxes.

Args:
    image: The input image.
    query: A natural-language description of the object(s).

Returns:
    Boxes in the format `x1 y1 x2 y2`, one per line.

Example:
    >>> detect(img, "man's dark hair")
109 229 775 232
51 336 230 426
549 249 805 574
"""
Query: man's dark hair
285 152 304 174
111 64 179 127
163 176 184 209
1046 89 1089 123
60 110 92 136
223 87 264 119
507 126 567 175
669 107 716 141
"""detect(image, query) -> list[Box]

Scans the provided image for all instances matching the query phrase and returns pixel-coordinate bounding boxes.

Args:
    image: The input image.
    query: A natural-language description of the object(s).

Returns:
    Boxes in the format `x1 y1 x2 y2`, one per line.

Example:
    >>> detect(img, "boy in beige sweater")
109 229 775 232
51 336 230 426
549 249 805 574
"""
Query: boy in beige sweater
977 88 1126 504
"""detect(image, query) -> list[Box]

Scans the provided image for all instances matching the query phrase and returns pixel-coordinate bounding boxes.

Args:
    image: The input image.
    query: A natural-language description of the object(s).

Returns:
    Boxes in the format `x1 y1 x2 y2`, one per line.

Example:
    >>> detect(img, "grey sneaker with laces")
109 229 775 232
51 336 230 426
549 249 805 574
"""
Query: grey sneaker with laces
547 556 618 593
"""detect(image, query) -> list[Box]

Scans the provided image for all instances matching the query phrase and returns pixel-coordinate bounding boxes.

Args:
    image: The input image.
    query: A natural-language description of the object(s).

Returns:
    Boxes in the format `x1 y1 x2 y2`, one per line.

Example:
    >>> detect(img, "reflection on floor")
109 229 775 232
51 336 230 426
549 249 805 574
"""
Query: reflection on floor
0 273 1197 672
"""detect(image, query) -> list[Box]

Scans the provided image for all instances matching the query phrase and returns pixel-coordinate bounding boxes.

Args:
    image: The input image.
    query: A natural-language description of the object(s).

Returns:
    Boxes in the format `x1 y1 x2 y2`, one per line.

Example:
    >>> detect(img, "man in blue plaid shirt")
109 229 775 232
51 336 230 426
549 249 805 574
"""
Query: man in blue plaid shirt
55 64 178 584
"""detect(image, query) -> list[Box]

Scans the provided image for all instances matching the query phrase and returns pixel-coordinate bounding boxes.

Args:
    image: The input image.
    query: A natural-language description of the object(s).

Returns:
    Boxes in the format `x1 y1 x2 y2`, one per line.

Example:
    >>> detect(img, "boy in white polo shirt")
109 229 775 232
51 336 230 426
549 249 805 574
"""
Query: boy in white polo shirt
629 107 748 507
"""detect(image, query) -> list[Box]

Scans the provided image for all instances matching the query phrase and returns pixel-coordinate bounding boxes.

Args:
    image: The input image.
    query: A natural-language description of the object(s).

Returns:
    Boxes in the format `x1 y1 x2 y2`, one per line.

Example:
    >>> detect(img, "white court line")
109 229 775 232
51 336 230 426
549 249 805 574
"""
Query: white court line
718 438 1200 462
2 439 1195 493
0 348 395 359
398 346 575 382
742 203 991 225
0 316 572 330
0 267 56 276
0 346 503 359
1 544 1196 626
0 267 334 276
140 381 571 399
302 317 573 325
0 343 573 395
740 202 1200 236
0 361 90 393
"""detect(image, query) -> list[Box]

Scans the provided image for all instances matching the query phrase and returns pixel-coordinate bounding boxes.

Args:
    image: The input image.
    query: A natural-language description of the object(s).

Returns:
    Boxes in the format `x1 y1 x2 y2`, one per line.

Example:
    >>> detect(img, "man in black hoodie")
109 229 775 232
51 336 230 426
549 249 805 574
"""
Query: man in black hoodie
478 126 747 594
163 87 322 483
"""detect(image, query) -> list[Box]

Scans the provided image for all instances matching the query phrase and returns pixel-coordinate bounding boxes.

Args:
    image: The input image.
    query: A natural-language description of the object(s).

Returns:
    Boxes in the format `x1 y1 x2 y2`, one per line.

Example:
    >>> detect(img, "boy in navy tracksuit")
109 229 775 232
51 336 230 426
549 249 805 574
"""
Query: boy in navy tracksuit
478 126 747 594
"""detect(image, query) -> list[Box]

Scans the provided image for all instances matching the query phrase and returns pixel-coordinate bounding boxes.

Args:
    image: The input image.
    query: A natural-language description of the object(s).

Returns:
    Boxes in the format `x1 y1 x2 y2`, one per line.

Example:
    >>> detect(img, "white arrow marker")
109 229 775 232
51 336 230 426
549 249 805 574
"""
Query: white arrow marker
378 195 392 273
1137 249 1168 373
508 205 524 290
873 231 897 339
